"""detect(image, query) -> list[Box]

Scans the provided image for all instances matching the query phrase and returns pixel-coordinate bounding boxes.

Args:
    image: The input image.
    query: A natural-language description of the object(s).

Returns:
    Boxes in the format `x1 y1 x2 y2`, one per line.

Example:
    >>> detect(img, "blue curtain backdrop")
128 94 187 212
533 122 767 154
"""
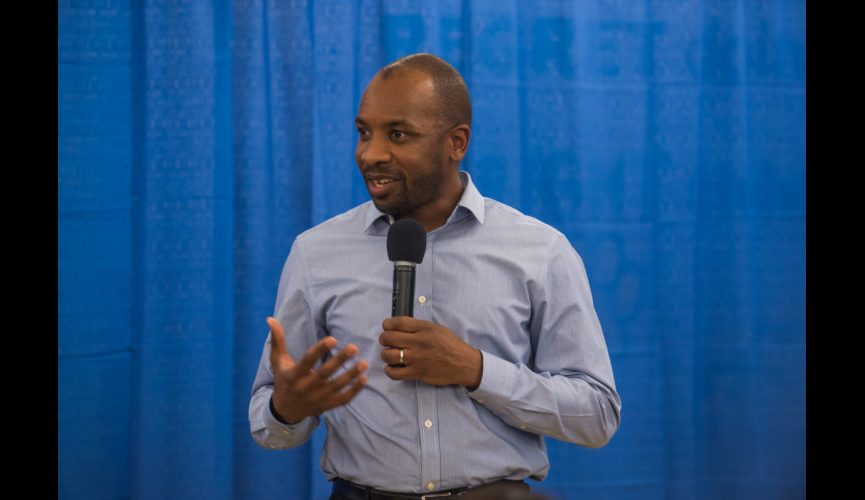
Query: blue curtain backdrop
58 1 806 499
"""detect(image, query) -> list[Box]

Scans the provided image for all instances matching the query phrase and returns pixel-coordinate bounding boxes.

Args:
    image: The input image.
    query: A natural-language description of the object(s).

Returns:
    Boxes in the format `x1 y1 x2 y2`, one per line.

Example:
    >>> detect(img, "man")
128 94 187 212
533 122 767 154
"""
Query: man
249 53 621 499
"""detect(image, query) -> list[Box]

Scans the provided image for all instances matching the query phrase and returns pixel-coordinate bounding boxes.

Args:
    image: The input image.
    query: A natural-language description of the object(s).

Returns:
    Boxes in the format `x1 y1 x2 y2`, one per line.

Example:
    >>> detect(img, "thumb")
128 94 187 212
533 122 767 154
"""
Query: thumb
267 316 295 369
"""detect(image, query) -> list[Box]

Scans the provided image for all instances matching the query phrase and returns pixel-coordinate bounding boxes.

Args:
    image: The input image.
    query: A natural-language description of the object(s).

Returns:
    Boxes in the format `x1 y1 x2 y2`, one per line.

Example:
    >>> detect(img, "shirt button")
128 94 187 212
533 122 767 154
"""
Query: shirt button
426 482 436 491
418 295 427 304
424 419 433 429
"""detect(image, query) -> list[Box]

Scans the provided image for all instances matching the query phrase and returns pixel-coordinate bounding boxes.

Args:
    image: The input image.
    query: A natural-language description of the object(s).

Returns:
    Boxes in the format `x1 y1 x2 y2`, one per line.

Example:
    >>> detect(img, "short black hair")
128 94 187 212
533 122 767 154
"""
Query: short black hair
379 53 472 129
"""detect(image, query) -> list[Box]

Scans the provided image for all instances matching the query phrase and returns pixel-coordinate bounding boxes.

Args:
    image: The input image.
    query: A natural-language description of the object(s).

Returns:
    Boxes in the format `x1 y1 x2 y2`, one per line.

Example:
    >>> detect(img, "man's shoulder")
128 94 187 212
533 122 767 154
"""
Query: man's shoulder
483 197 566 243
294 202 372 246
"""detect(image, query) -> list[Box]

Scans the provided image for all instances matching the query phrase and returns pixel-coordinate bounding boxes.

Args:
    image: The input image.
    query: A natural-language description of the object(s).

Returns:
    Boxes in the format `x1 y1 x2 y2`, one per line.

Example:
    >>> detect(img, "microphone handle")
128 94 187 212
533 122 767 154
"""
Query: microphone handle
392 262 416 317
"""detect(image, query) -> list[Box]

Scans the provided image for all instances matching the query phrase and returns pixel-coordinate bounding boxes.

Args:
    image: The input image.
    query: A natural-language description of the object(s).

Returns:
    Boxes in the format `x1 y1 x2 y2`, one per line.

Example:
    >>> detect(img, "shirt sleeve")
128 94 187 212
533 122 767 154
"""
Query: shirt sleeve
249 236 323 449
466 233 621 448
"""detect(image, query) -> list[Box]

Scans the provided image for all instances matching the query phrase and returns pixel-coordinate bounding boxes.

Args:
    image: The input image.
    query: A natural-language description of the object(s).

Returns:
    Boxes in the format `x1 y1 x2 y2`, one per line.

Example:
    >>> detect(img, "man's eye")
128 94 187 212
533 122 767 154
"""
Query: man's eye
391 130 406 140
357 128 369 137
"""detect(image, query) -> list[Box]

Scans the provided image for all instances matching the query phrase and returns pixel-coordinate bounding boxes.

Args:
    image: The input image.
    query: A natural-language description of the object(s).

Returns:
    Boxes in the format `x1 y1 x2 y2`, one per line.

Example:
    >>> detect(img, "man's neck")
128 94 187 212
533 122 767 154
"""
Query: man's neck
397 170 465 232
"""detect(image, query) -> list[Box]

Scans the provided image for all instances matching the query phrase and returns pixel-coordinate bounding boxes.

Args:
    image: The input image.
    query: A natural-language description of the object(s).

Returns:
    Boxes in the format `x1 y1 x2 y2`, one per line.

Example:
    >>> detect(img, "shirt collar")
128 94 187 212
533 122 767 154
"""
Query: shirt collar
363 170 486 233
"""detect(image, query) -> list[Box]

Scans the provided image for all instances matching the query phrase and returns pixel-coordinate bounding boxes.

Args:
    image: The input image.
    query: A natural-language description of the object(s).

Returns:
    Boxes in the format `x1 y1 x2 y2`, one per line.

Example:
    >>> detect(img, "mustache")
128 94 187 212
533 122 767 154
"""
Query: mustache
362 169 403 180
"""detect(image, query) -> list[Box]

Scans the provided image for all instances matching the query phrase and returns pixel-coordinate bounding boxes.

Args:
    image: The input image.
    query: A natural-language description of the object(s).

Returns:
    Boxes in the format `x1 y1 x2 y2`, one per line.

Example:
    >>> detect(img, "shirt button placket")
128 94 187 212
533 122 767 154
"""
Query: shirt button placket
417 234 440 492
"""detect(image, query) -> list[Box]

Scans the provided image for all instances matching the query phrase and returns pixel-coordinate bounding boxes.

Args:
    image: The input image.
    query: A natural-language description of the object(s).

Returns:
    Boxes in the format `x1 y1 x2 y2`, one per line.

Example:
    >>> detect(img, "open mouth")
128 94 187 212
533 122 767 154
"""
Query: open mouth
366 176 400 197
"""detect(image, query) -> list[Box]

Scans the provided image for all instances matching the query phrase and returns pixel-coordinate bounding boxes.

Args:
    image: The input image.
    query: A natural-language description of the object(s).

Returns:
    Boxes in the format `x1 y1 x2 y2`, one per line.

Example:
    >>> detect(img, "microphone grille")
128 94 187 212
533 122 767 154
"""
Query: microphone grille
387 218 426 263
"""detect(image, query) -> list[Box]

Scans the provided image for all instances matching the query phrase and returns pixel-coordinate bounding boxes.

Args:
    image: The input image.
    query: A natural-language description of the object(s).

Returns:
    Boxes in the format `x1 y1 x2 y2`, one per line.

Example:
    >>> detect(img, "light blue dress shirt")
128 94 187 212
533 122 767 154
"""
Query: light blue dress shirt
249 171 621 493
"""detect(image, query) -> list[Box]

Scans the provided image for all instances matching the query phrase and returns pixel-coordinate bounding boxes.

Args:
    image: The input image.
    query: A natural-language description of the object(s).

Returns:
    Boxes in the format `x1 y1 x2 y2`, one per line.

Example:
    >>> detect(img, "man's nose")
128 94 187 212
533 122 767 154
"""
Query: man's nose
359 133 391 166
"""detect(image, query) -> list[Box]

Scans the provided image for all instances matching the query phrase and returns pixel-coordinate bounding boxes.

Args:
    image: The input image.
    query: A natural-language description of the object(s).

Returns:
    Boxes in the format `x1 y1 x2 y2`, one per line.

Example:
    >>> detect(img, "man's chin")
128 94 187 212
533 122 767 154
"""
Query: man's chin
370 198 395 214
371 198 408 217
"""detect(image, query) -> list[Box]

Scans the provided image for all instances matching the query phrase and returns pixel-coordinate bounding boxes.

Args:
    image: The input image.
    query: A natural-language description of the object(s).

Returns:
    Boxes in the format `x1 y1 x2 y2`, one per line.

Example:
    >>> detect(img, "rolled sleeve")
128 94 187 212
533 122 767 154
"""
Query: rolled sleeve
248 236 324 449
249 385 320 449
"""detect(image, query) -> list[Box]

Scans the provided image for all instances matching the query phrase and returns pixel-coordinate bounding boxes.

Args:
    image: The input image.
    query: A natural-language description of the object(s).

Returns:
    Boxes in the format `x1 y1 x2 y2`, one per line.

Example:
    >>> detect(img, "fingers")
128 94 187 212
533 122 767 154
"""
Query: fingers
384 364 412 381
295 335 339 375
327 373 368 407
329 359 369 389
267 317 293 369
380 347 405 366
316 343 360 379
303 356 368 400
382 316 422 333
314 362 369 411
379 331 415 348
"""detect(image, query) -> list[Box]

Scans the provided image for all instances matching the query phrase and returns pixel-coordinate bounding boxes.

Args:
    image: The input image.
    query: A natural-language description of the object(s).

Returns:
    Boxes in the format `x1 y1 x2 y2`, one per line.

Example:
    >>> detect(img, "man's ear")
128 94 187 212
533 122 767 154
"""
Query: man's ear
449 124 471 162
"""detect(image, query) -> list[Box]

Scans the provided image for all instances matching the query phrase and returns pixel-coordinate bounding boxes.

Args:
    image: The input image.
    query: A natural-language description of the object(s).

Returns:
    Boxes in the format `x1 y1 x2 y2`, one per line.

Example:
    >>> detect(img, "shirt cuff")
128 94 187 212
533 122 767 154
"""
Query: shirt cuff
264 398 317 439
466 350 517 407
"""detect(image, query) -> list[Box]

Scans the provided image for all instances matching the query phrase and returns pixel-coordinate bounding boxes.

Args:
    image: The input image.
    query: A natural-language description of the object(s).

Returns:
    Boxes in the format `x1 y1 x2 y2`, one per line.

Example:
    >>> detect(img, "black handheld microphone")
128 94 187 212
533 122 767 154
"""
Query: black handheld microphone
386 218 426 317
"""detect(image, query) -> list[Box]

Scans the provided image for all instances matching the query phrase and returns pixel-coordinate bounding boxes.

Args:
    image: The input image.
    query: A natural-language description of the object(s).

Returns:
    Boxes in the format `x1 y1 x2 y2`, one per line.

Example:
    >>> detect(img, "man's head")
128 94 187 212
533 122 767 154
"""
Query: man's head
378 53 472 130
355 53 471 220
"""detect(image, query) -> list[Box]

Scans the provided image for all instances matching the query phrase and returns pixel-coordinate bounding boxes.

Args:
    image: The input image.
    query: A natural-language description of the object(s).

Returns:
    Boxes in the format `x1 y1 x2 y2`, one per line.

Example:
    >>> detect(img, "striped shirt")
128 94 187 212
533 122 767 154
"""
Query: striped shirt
249 171 621 493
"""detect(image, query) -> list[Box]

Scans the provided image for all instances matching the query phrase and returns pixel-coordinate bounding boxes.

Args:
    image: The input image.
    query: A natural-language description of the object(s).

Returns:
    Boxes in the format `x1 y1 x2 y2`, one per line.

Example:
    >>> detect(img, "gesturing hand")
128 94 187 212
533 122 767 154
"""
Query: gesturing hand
378 316 483 389
268 316 368 424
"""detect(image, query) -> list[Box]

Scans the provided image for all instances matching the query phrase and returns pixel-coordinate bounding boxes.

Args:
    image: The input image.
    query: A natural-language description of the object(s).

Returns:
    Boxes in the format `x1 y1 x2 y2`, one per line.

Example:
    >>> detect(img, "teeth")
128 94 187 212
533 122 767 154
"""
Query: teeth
373 179 394 186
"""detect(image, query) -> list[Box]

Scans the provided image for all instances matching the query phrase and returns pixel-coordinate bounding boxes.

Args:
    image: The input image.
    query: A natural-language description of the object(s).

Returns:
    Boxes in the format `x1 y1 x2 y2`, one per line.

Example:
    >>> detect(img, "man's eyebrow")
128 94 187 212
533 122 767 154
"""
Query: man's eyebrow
354 117 418 129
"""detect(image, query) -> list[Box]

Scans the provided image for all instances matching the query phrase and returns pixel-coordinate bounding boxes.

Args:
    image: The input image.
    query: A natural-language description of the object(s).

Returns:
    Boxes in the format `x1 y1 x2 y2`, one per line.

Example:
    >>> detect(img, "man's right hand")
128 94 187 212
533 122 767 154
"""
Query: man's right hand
267 316 368 424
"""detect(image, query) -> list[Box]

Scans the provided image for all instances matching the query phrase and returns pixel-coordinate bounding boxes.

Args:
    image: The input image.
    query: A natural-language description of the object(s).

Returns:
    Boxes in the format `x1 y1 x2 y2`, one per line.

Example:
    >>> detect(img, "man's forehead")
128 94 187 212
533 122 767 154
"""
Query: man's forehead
357 70 437 121
369 68 434 94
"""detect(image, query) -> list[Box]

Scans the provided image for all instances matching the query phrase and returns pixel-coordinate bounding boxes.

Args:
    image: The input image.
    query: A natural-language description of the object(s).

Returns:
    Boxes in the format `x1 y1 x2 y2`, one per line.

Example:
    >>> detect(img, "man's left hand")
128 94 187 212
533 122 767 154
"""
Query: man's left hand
379 317 483 389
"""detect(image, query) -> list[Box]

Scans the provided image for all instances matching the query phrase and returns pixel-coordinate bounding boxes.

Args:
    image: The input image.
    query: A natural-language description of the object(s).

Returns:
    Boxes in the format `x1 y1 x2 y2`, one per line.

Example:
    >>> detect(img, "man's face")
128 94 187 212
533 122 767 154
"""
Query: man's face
354 70 450 217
